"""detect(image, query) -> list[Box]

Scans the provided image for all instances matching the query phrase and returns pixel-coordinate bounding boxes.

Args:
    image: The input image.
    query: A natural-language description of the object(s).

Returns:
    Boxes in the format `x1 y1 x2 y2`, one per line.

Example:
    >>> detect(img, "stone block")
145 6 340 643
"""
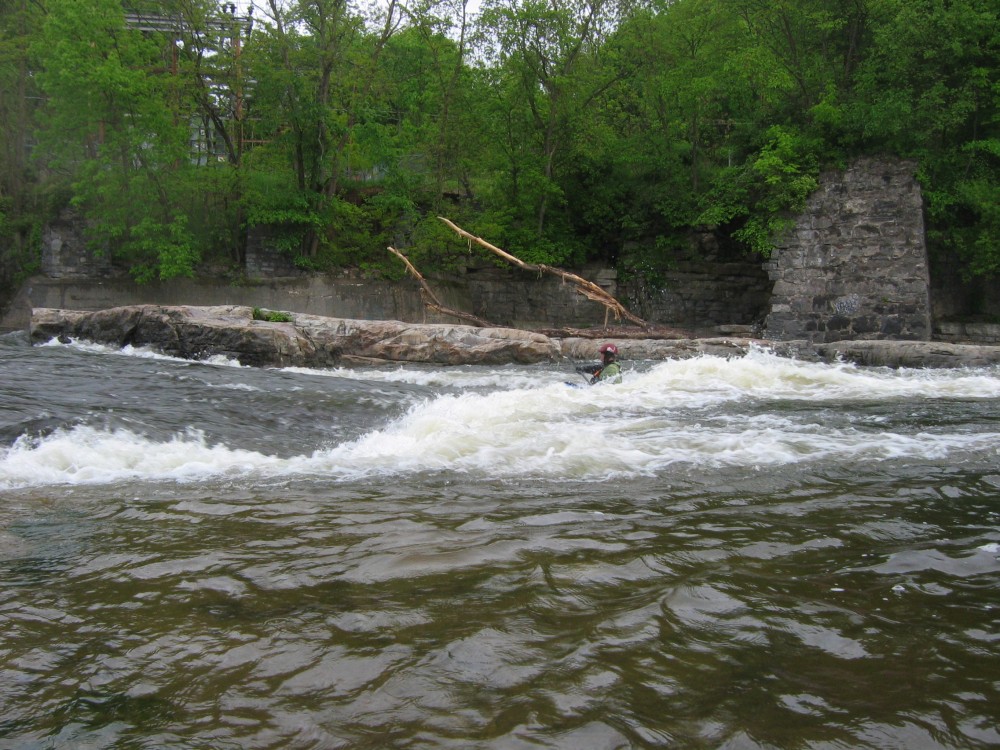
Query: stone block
966 323 1000 340
833 294 862 316
852 316 879 334
880 316 903 336
851 223 882 238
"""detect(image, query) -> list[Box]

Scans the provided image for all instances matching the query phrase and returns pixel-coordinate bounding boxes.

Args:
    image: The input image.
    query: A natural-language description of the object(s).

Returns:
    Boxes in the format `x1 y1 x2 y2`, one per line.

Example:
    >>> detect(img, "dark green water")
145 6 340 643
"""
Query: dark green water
1 334 999 748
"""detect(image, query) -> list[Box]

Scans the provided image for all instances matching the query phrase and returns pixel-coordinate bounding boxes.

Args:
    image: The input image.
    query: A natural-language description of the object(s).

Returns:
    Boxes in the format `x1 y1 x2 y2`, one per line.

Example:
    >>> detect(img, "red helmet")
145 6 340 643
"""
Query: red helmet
599 342 618 356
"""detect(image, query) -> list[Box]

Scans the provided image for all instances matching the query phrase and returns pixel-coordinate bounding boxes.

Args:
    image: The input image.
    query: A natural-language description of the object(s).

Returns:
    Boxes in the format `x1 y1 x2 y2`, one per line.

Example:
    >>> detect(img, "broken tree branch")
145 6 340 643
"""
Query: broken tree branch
438 217 649 329
388 246 497 328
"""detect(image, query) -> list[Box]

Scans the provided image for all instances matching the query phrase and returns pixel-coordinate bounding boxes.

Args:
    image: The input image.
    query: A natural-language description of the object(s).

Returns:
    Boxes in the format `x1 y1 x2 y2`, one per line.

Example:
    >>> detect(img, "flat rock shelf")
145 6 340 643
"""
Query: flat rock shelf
29 305 1000 369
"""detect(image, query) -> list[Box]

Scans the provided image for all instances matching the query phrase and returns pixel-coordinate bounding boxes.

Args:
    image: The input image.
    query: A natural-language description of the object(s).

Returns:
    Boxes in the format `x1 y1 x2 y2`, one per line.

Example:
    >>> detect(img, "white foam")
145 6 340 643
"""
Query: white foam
42 337 244 367
287 348 1000 402
0 427 284 489
628 349 1000 405
3 350 999 488
303 383 998 480
280 363 569 390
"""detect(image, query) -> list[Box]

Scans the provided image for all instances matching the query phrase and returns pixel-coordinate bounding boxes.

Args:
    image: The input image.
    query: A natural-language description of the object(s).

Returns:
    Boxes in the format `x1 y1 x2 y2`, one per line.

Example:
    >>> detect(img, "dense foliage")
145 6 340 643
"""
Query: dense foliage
1 0 997 291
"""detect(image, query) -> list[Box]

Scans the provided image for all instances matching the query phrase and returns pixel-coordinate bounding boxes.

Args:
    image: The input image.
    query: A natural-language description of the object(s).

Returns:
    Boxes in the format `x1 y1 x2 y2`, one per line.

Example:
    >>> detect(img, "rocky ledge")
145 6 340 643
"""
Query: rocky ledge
29 305 1000 369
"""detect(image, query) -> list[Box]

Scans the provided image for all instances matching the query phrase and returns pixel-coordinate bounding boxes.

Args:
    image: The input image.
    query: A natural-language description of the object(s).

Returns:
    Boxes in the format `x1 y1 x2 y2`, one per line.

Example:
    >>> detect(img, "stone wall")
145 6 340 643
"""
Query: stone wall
40 209 113 279
8 274 466 331
6 259 768 335
462 264 620 329
928 256 1000 339
623 233 772 334
764 157 931 342
244 226 305 278
9 213 772 333
624 261 772 334
934 321 1000 345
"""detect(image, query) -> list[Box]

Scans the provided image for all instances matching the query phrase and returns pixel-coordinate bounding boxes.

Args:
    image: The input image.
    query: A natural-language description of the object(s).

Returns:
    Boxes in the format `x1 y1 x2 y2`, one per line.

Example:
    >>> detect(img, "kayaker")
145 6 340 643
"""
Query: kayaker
576 342 623 384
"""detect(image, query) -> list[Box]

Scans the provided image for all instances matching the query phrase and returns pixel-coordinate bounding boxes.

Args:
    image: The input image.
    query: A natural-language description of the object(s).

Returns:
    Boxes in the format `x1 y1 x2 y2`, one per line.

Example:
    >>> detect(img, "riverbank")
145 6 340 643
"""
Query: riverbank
28 304 1000 369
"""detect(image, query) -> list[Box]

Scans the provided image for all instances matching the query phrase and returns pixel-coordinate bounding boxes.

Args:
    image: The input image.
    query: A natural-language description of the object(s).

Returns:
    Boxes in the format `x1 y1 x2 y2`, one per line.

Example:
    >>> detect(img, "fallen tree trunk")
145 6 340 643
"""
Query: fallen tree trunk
438 217 650 329
388 246 496 328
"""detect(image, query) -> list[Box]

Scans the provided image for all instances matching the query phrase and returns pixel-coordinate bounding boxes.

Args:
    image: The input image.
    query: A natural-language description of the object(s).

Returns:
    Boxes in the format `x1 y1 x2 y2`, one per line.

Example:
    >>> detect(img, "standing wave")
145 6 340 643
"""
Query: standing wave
3 351 999 488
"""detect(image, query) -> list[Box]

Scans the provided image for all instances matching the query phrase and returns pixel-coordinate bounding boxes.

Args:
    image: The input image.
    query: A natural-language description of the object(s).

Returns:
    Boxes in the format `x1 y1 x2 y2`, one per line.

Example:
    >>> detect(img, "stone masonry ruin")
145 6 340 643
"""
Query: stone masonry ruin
40 209 113 279
764 157 931 342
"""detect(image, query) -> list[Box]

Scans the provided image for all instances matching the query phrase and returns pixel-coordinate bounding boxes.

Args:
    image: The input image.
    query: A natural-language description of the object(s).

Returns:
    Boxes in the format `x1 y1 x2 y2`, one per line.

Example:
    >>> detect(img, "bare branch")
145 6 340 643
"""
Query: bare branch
388 246 497 327
437 217 649 329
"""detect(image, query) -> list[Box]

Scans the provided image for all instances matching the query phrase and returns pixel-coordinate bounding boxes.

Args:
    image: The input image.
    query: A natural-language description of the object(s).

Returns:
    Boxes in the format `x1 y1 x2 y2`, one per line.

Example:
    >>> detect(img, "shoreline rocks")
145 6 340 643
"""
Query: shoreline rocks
28 305 1000 369
29 305 560 367
814 340 1000 369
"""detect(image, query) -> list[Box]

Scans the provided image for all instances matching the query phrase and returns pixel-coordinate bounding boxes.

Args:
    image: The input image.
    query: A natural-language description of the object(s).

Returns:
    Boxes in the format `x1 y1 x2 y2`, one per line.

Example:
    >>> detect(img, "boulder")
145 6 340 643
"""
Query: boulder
30 305 332 367
29 305 559 367
290 312 558 365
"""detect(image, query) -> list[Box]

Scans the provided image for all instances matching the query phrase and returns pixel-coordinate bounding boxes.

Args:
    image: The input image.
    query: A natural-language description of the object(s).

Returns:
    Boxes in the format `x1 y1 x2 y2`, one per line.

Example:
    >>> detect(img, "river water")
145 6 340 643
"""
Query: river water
1 331 999 749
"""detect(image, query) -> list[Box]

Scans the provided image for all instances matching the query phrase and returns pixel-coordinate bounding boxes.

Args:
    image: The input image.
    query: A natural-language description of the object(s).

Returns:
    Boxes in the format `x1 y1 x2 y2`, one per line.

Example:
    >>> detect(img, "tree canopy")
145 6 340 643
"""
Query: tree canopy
1 0 997 292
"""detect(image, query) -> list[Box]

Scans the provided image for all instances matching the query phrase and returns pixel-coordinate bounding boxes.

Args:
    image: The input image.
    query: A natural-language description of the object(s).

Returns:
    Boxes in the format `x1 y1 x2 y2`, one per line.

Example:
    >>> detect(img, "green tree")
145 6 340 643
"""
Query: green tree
159 0 251 266
591 0 742 265
0 0 46 295
0 0 39 214
851 0 1000 277
2 0 994 296
473 0 632 263
393 0 476 211
35 0 203 281
244 0 404 265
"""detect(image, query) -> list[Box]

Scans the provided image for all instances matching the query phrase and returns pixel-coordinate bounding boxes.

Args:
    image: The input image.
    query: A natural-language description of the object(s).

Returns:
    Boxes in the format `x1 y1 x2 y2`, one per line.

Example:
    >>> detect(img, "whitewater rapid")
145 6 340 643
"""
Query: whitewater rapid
3 340 999 490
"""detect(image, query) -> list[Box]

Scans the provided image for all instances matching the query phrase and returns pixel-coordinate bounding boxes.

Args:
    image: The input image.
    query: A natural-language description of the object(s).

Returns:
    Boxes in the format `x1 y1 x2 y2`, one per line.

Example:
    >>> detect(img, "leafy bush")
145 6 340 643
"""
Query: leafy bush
252 308 293 323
